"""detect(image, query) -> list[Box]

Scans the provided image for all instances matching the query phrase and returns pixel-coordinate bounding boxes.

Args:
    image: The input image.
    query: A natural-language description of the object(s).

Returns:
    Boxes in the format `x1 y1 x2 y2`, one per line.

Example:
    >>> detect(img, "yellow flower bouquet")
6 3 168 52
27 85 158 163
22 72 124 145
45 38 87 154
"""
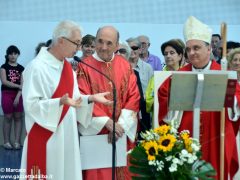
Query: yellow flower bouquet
128 124 216 180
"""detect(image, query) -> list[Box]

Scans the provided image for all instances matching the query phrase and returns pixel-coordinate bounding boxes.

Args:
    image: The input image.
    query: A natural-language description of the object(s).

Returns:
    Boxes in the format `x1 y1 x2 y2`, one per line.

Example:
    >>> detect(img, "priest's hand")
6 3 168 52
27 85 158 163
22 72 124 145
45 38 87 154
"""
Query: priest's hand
88 92 113 105
108 131 121 143
105 119 124 143
60 93 82 107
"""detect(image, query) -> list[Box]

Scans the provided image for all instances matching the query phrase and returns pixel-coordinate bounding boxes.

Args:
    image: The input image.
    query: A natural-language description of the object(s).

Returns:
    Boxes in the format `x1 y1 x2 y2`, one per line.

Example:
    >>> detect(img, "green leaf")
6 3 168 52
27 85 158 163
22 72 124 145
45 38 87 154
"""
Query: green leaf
129 165 155 175
129 146 149 167
130 146 147 159
130 158 148 166
191 160 216 180
132 176 152 180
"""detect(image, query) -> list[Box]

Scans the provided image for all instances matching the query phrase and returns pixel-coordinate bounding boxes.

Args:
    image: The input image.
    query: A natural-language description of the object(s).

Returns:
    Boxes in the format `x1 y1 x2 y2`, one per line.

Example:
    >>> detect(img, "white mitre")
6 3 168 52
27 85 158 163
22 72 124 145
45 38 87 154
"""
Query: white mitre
183 16 212 44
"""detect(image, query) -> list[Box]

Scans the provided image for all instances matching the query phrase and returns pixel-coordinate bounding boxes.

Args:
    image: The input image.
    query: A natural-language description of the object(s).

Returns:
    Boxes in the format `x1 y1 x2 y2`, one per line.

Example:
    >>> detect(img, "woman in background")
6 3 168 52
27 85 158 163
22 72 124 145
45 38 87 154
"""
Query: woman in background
161 39 185 71
71 34 96 71
0 45 24 150
227 47 240 178
145 39 185 117
228 48 240 80
80 34 96 61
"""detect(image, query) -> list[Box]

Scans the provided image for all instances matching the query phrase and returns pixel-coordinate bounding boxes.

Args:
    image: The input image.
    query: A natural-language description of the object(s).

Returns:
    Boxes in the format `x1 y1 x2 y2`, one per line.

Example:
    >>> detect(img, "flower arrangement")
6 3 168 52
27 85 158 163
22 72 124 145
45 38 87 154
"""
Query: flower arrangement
128 123 216 180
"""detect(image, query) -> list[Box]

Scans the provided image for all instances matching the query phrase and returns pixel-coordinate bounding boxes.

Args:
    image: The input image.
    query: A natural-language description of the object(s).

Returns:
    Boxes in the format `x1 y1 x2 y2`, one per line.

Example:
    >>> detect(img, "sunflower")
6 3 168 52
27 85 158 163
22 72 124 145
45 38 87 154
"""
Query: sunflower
154 125 170 135
143 141 159 161
180 132 193 152
158 134 176 152
180 132 190 140
184 138 193 153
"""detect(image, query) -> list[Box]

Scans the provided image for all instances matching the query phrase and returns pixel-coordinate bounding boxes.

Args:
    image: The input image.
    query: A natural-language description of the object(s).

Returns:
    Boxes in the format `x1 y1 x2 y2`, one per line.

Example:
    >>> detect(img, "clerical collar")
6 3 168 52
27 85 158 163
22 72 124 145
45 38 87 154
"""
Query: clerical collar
93 52 114 62
192 61 212 72
39 47 63 69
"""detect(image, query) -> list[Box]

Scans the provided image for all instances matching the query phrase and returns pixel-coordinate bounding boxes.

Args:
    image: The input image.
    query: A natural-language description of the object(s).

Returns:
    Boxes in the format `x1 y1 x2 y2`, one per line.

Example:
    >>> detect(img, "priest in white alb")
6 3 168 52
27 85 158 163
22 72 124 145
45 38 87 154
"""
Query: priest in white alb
20 20 112 180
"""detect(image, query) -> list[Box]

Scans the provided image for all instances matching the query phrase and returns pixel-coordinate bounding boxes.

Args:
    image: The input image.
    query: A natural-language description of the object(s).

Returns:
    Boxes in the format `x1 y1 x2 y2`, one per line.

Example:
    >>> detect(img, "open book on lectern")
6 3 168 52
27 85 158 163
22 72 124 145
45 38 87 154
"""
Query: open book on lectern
169 70 237 112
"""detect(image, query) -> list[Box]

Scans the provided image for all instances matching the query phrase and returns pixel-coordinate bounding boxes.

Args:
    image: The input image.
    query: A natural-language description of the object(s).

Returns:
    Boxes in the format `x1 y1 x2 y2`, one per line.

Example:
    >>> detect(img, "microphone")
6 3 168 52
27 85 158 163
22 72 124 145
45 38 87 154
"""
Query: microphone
74 56 117 180
73 56 81 62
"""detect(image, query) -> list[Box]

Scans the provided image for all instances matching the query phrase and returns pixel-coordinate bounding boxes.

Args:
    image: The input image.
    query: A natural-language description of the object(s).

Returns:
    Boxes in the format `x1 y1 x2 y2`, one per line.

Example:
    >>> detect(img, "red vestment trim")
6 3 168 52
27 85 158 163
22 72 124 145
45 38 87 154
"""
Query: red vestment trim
26 60 74 179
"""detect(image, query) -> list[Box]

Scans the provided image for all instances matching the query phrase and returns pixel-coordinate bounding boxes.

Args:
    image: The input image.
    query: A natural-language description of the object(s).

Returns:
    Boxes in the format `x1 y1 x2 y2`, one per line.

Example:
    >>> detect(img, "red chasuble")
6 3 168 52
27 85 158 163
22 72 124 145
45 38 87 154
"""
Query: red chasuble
230 83 240 135
77 55 140 180
158 61 239 180
26 60 73 179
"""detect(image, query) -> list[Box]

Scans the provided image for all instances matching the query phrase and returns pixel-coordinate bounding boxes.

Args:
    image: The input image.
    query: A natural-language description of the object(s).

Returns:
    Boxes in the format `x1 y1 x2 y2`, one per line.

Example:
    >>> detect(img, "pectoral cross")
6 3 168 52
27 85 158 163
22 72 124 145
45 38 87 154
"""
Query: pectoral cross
77 70 84 76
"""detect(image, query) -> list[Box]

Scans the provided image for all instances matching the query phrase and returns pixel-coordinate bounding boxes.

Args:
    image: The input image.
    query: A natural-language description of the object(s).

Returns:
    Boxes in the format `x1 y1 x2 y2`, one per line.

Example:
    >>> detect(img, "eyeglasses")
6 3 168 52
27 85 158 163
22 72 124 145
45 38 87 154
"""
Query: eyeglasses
62 37 81 48
115 48 127 54
131 46 139 51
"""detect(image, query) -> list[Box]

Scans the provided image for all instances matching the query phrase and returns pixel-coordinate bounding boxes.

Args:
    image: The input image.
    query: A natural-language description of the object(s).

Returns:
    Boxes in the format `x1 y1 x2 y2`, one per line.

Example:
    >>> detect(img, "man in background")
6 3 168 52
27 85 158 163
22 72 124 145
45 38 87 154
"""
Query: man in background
137 35 163 71
211 33 221 62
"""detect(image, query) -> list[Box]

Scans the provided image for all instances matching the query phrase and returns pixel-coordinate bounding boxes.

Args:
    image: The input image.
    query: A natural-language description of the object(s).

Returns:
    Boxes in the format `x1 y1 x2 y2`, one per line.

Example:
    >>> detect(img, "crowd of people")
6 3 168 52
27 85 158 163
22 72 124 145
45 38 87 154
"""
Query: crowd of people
0 16 240 179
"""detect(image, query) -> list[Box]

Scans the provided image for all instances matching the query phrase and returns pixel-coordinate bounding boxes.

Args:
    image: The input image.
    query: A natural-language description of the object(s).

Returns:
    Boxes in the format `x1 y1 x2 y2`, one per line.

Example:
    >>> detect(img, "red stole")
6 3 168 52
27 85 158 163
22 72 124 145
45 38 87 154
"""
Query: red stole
26 60 74 178
233 83 240 135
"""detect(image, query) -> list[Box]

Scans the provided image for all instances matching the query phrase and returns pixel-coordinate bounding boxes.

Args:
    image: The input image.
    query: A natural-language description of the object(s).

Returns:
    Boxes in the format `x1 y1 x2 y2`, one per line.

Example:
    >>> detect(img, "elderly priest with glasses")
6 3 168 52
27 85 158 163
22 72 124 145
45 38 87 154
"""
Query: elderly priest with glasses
20 20 112 180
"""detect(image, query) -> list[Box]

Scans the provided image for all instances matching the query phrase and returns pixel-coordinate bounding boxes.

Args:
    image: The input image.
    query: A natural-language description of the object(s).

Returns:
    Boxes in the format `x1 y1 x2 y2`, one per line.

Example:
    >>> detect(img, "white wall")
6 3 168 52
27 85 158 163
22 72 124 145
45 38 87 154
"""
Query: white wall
1 21 240 67
0 0 239 25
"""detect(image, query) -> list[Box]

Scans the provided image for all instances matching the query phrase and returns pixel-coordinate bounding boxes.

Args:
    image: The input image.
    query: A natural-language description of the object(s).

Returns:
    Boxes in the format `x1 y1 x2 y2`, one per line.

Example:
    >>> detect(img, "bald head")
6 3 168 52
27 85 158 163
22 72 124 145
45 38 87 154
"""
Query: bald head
95 26 120 62
96 26 119 44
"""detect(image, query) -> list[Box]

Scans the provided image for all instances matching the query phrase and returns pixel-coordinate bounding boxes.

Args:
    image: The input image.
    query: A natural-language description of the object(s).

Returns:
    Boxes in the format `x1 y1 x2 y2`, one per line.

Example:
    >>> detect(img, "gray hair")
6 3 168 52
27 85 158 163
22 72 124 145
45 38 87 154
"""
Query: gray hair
119 41 131 60
137 35 150 43
52 20 82 44
126 37 141 48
